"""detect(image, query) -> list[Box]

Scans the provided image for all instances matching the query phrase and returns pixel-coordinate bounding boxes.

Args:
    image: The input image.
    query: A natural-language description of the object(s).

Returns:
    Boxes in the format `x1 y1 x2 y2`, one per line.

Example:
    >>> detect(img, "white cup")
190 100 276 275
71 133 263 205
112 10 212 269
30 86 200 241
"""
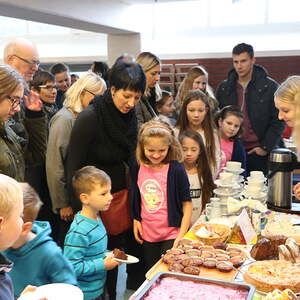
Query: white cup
245 186 261 198
247 179 264 189
226 161 241 171
250 171 265 180
219 172 233 185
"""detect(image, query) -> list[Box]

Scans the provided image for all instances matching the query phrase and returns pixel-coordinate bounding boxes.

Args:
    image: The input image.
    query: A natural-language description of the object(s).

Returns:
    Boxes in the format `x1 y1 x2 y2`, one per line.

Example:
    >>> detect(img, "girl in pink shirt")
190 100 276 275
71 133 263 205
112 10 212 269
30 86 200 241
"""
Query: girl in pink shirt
216 105 247 174
131 119 192 269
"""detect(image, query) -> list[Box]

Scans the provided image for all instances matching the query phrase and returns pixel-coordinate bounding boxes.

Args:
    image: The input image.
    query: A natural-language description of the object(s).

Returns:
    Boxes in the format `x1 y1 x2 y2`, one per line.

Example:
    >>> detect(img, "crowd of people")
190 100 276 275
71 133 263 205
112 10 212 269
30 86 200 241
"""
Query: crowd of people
0 37 298 300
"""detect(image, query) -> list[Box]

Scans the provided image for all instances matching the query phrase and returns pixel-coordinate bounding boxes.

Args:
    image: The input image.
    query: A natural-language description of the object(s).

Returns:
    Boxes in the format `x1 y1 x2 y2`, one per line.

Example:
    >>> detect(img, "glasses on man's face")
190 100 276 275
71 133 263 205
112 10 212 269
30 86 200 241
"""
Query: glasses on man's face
39 85 58 90
85 89 96 96
14 55 40 67
6 96 21 109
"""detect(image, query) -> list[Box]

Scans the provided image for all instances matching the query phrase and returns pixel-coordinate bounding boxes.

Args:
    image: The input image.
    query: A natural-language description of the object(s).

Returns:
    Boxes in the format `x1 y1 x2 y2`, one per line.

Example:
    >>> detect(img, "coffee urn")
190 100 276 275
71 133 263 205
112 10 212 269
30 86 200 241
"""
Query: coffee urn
267 148 300 209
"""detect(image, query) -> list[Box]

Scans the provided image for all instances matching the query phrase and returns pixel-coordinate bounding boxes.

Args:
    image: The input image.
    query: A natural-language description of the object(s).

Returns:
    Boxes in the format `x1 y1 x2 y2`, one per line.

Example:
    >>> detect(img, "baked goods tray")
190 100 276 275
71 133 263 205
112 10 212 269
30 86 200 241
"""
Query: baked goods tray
133 272 256 300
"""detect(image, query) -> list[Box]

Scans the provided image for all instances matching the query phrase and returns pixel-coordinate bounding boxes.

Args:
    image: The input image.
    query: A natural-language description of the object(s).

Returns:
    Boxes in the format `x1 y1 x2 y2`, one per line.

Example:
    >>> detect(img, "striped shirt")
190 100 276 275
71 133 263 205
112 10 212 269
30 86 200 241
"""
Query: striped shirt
64 212 107 300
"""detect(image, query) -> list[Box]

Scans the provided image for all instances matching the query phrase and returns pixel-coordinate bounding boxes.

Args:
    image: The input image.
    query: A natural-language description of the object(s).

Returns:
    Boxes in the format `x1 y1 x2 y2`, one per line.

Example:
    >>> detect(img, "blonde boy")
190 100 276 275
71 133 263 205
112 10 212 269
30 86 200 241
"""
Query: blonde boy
64 166 119 300
4 183 77 297
0 174 24 300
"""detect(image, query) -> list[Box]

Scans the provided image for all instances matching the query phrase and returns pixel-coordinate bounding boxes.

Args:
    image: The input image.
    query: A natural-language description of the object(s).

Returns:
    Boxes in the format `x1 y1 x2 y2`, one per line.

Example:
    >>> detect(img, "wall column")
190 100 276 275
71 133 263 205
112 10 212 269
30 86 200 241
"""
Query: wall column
107 33 141 67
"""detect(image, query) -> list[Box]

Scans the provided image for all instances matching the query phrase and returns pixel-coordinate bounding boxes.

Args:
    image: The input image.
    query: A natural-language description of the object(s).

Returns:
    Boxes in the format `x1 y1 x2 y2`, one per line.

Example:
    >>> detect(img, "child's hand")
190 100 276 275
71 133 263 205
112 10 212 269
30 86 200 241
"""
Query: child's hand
294 182 300 199
173 237 181 248
133 219 143 244
104 254 121 270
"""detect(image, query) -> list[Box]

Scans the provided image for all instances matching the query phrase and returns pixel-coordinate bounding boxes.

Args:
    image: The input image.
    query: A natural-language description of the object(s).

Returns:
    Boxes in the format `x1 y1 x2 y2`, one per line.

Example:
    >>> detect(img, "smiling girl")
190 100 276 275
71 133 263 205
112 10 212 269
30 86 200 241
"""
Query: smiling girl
215 105 246 175
176 89 221 177
131 119 192 269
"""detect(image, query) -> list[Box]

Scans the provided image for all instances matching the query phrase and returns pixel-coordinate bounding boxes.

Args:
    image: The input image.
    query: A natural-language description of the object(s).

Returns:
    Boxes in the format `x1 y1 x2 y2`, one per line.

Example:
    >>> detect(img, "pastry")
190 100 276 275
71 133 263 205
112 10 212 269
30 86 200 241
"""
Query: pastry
213 242 227 250
113 248 127 260
201 251 215 259
183 266 200 275
243 260 300 293
230 255 245 268
185 249 201 257
166 248 184 255
168 262 184 272
215 254 230 261
203 258 217 269
216 261 233 272
181 257 203 267
162 253 177 264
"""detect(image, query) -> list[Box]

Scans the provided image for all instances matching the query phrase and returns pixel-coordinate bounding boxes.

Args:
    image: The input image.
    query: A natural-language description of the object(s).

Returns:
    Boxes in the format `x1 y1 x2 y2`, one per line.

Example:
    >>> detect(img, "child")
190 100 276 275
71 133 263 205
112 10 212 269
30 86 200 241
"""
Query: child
4 183 77 298
179 130 215 225
131 119 192 270
215 105 247 174
156 90 176 126
64 166 119 300
176 89 221 178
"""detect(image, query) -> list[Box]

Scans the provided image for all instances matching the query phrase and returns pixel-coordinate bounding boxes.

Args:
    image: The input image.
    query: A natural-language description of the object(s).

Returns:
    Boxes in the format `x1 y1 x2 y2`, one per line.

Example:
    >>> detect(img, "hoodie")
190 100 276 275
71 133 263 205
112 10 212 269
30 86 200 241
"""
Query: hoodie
3 221 77 297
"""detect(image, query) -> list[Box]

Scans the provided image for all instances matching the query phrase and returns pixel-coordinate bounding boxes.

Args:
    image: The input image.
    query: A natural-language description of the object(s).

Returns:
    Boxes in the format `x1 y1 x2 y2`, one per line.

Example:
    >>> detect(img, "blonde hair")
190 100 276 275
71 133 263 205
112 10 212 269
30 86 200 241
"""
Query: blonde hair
0 64 24 102
136 52 162 99
72 166 111 200
136 118 183 165
175 66 216 112
0 174 23 218
64 71 106 114
19 183 42 223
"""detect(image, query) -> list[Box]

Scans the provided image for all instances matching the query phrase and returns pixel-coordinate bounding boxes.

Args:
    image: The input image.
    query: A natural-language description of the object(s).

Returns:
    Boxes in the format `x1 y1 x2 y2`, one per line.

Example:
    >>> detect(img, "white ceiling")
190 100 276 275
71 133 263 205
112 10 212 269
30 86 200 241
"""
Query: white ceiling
122 0 190 4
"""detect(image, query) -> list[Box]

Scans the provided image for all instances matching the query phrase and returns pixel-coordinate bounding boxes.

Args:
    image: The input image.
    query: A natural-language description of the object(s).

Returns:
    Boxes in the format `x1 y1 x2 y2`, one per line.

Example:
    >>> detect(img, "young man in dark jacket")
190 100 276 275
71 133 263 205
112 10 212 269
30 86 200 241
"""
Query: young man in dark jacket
216 43 285 175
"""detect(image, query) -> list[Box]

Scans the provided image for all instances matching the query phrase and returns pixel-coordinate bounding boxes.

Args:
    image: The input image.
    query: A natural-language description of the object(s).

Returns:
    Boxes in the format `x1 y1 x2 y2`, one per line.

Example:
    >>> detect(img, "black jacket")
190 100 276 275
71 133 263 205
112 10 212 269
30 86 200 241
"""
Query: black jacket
66 91 138 212
216 64 284 152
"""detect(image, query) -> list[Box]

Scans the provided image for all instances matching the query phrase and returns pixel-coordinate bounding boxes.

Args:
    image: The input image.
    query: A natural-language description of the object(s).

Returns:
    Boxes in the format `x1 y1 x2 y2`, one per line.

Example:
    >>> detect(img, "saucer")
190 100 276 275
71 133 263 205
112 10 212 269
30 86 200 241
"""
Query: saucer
246 176 266 183
213 188 240 197
223 167 245 174
214 179 239 188
242 191 267 199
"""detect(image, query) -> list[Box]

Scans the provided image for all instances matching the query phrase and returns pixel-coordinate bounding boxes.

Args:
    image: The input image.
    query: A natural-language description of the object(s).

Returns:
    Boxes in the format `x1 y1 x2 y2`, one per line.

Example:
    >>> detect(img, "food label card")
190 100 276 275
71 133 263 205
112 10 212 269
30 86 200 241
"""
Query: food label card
237 208 257 244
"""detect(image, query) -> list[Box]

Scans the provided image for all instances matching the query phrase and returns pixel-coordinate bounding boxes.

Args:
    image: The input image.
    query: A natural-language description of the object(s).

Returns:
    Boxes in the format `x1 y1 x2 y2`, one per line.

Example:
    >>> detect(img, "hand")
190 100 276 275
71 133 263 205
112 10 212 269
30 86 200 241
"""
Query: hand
173 237 181 248
294 182 300 200
24 91 43 111
104 254 120 270
248 147 268 156
59 206 74 222
133 219 143 244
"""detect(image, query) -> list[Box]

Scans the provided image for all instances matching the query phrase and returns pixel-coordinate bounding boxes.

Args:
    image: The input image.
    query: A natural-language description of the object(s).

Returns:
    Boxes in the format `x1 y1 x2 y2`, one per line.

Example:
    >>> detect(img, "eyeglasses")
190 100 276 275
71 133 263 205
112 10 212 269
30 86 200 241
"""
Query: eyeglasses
6 96 21 109
13 55 40 67
85 89 96 96
39 85 58 90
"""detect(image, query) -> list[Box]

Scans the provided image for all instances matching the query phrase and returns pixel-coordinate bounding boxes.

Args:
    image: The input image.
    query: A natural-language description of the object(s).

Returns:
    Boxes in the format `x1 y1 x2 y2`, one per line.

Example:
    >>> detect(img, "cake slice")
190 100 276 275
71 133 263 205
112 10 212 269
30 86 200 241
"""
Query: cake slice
113 248 128 260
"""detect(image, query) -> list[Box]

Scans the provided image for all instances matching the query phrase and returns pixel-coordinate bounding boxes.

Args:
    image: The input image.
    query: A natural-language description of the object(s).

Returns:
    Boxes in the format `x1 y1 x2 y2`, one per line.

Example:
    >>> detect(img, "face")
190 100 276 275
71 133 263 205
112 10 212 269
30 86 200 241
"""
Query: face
186 99 208 129
274 97 296 127
146 64 161 88
157 96 175 117
219 114 242 139
81 86 106 108
8 46 39 82
55 71 71 92
192 75 208 92
111 87 142 114
181 137 200 166
0 85 24 121
0 197 24 251
71 75 78 85
85 183 113 212
232 52 255 80
144 136 169 167
37 81 57 104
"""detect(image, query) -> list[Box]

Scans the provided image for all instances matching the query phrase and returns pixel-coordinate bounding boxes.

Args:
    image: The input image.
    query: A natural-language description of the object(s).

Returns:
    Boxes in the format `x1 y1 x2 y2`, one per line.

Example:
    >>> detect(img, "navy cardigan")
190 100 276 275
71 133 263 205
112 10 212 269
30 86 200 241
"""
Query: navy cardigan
130 160 191 227
232 139 247 173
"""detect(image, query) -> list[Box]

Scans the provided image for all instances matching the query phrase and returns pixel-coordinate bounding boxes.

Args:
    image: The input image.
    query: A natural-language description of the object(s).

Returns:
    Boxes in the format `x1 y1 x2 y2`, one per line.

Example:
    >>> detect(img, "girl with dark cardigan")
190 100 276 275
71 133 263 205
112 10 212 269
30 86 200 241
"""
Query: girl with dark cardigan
66 62 146 300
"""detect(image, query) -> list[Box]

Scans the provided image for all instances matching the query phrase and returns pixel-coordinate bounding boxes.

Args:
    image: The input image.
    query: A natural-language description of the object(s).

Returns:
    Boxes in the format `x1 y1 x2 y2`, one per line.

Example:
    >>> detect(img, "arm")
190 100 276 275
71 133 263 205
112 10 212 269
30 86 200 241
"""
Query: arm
173 201 192 248
46 113 74 218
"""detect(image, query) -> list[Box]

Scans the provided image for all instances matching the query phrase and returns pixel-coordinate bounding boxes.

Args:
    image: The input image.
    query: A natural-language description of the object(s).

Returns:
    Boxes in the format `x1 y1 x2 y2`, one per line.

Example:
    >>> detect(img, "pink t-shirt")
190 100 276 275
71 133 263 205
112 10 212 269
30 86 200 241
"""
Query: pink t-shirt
138 164 179 243
219 138 234 173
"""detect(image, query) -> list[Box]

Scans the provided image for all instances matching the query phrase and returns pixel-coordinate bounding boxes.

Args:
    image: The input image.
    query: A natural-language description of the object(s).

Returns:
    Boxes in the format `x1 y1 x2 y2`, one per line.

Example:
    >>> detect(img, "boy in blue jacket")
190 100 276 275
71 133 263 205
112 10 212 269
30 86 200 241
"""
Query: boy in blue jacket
4 183 77 298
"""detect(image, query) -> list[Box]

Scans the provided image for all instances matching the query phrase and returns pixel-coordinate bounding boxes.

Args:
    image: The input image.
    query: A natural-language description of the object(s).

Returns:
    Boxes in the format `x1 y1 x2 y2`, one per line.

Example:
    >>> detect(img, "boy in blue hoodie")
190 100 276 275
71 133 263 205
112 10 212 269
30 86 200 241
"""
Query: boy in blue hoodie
4 183 77 298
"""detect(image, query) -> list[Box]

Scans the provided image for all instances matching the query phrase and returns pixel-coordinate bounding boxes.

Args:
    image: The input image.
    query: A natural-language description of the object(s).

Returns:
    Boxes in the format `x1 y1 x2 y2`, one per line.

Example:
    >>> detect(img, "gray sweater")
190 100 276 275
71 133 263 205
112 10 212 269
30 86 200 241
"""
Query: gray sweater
46 107 75 213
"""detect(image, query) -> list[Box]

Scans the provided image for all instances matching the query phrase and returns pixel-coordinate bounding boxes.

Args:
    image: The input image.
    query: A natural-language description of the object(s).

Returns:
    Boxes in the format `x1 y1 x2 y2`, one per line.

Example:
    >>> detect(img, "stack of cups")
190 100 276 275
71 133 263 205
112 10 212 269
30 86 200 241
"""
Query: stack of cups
244 171 266 200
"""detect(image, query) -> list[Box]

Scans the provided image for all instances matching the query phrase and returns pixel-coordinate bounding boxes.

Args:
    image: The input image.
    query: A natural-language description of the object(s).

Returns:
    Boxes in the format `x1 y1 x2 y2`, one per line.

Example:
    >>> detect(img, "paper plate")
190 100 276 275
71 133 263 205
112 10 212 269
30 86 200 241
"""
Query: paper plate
18 283 83 300
113 254 139 264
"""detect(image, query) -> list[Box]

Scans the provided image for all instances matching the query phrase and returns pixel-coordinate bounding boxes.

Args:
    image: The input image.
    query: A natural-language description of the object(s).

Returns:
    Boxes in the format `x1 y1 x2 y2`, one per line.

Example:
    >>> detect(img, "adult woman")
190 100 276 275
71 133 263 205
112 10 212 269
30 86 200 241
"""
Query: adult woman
66 62 146 299
135 52 161 127
274 75 300 199
0 64 46 182
175 65 218 115
46 71 106 244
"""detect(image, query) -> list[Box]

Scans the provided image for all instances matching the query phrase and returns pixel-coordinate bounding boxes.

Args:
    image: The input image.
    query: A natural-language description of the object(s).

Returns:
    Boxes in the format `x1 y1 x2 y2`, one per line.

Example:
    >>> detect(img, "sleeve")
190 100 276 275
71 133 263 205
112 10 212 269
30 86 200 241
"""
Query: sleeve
46 115 73 212
64 231 105 277
129 164 142 221
215 81 227 109
260 80 285 152
176 163 191 203
23 108 47 165
135 102 145 129
45 248 78 286
65 110 97 211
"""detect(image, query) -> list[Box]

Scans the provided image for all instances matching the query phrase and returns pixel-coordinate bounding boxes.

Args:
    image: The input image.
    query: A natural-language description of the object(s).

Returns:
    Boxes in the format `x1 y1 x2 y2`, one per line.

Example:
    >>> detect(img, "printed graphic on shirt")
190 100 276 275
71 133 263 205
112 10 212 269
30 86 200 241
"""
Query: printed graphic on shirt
140 179 164 213
190 188 201 199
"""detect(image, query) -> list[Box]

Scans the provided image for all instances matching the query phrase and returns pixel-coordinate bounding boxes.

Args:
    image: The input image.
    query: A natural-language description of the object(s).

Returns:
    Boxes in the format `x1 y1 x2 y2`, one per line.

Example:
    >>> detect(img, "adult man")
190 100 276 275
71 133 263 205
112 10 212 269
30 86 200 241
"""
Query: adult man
4 38 40 83
50 63 71 109
216 43 284 175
